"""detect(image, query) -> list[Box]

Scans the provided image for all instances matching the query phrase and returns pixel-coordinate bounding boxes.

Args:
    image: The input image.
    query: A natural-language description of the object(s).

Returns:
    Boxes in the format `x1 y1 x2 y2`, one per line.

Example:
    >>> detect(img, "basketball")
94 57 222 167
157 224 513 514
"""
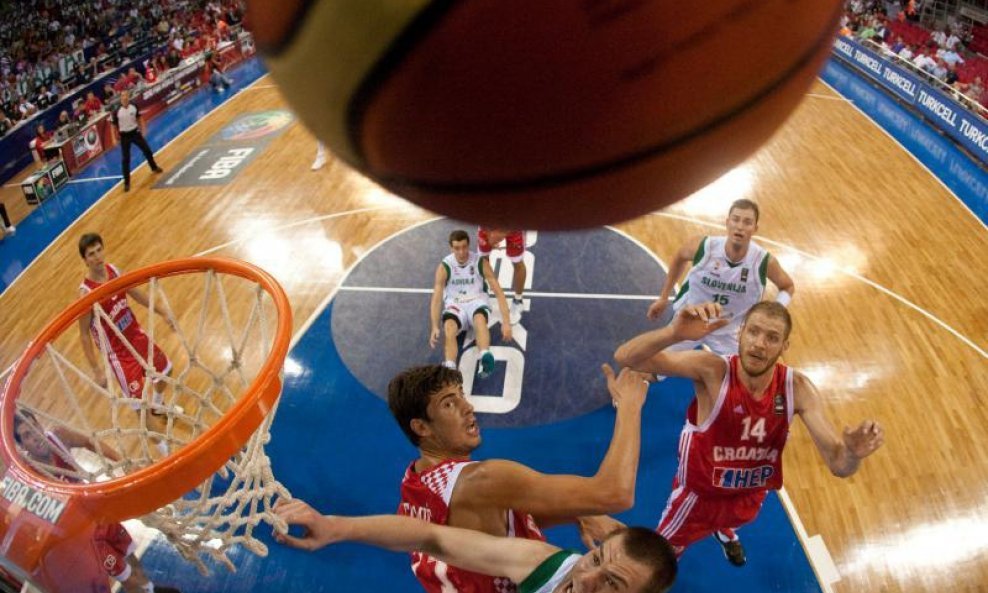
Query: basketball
248 0 842 229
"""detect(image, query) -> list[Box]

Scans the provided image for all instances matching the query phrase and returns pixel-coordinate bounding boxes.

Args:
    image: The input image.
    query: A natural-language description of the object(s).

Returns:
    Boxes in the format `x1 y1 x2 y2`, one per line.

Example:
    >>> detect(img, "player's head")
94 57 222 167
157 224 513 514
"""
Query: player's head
120 90 131 105
738 301 791 377
78 232 105 268
387 365 479 455
725 199 759 249
13 410 50 461
448 229 471 265
559 527 678 593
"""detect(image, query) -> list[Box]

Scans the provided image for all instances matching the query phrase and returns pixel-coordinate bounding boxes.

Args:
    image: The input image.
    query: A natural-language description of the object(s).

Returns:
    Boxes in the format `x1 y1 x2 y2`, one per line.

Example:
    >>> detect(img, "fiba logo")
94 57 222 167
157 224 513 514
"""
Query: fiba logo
331 220 665 428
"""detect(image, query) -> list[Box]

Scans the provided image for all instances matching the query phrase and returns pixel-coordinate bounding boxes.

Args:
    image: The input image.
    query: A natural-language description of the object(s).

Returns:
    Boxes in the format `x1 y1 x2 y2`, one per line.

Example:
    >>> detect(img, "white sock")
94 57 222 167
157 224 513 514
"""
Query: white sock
442 360 457 370
141 581 155 593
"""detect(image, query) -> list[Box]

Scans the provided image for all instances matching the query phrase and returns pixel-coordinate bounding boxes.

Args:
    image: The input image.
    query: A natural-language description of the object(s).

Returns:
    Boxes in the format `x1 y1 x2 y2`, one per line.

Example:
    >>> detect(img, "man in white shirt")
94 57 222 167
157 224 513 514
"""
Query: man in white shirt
112 90 163 191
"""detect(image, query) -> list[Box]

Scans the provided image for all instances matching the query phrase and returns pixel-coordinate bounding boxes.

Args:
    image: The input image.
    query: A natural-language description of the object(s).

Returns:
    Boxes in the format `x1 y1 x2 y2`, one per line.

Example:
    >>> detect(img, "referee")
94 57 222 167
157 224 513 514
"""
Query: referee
112 89 163 191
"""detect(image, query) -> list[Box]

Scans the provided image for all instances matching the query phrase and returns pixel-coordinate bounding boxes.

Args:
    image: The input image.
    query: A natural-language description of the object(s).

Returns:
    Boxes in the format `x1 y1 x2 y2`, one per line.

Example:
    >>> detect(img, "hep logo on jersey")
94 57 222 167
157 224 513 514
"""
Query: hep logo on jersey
713 465 775 489
330 220 666 428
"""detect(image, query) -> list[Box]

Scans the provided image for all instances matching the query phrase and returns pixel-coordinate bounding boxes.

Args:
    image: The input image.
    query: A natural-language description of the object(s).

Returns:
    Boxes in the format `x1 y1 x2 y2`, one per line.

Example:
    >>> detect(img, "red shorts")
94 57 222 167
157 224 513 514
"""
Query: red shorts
108 330 172 400
656 479 767 555
92 523 135 580
477 228 525 262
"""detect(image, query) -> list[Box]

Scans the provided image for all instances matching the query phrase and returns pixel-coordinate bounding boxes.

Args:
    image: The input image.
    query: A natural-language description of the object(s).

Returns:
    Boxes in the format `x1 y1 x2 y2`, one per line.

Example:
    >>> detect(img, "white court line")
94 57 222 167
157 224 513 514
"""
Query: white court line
816 76 988 233
779 487 839 593
340 285 656 300
806 92 847 101
0 71 274 297
67 176 123 184
237 84 278 91
652 211 987 359
5 175 122 188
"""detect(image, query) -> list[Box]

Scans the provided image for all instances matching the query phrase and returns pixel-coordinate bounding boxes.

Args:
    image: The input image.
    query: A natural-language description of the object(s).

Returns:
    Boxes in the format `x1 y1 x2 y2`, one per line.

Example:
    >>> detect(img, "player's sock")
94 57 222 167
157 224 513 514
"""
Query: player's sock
442 360 457 370
478 351 495 378
509 297 523 324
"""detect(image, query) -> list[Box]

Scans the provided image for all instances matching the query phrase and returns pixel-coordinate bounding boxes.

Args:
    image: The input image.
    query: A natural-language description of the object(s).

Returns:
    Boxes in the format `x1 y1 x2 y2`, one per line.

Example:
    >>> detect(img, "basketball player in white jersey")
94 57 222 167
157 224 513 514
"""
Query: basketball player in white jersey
430 229 512 378
274 499 678 593
646 199 795 356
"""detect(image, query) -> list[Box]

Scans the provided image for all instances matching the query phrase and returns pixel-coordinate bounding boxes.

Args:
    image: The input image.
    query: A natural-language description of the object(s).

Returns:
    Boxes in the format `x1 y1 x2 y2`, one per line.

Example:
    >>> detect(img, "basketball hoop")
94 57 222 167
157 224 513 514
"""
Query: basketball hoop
0 257 293 588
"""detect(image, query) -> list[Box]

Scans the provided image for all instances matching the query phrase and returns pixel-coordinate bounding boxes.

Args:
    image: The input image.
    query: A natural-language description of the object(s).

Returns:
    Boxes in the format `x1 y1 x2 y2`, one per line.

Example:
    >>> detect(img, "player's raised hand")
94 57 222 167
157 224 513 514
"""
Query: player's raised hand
670 302 729 341
273 498 343 551
602 364 649 410
646 298 668 321
577 515 628 549
429 327 440 349
843 420 884 459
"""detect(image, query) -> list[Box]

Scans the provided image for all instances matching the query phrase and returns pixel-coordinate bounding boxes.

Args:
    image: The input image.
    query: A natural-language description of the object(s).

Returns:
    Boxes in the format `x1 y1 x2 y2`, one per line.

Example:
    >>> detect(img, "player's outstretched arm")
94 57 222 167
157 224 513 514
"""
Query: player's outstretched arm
273 499 556 584
429 264 448 348
765 256 795 307
794 372 884 478
647 236 702 321
453 365 648 521
616 303 727 381
481 257 512 342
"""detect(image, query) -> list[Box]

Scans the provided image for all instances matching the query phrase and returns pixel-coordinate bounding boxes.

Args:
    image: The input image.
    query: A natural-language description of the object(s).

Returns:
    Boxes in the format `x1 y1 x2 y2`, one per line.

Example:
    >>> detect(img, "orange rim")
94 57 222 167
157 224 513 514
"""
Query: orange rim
0 257 292 523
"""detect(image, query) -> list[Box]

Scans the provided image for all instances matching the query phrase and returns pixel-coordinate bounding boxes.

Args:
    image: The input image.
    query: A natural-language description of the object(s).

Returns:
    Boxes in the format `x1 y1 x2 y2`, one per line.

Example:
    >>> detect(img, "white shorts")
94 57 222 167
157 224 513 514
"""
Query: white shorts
667 328 739 356
442 299 490 333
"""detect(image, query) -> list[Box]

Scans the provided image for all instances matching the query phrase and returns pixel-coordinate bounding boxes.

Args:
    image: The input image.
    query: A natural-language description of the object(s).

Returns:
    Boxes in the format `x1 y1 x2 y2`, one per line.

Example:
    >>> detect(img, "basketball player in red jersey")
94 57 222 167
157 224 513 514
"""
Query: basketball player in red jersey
615 301 884 566
77 233 176 416
13 410 182 593
477 228 527 324
387 362 651 593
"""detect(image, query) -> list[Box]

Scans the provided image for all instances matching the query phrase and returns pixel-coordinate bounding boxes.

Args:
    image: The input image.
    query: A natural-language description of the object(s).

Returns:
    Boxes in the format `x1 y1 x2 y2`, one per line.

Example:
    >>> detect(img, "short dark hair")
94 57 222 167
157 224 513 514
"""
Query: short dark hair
609 527 678 593
12 409 39 446
448 230 469 246
78 232 103 258
729 199 760 223
387 365 463 446
743 301 792 338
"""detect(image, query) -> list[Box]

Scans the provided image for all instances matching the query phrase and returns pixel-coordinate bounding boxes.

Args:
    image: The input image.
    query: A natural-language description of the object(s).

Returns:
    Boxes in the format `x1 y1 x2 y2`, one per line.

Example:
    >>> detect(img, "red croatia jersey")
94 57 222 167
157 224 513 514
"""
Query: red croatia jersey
398 459 545 593
45 432 82 483
676 355 793 497
80 264 141 357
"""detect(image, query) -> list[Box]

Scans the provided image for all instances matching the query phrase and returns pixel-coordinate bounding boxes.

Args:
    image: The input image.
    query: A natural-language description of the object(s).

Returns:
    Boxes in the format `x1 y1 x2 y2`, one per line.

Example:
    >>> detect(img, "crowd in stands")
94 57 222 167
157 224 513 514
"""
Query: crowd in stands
0 0 245 138
842 0 988 113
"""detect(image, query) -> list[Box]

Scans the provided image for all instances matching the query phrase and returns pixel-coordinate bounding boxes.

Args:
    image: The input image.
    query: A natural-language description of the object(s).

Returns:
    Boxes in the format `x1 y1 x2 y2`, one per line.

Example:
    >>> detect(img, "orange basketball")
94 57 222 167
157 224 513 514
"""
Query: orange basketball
249 0 842 229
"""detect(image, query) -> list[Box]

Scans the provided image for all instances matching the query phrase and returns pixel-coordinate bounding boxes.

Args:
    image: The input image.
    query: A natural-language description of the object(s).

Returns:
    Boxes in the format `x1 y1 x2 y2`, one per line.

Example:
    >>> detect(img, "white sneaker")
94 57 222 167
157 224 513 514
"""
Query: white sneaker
311 154 326 171
156 439 170 456
4 225 14 236
509 300 523 325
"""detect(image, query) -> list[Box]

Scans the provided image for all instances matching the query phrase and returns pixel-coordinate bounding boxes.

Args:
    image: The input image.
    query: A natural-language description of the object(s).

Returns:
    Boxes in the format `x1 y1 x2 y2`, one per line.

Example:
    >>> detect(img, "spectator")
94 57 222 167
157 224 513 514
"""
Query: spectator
16 96 37 119
83 90 104 115
103 82 118 101
35 85 57 109
56 110 72 129
206 51 232 92
35 123 54 162
166 47 182 69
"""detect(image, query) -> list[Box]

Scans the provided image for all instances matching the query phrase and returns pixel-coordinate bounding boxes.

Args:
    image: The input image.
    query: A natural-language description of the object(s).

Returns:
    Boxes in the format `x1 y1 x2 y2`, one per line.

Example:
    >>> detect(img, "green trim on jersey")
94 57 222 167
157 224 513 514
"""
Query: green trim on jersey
672 280 689 304
519 550 580 593
441 261 451 285
759 253 771 287
692 236 707 265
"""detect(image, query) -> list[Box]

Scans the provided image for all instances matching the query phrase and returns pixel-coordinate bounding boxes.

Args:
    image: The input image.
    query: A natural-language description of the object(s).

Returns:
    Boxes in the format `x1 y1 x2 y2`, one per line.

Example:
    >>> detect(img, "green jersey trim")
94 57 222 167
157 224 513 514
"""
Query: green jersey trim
759 253 770 287
519 550 580 593
441 261 451 286
692 236 707 265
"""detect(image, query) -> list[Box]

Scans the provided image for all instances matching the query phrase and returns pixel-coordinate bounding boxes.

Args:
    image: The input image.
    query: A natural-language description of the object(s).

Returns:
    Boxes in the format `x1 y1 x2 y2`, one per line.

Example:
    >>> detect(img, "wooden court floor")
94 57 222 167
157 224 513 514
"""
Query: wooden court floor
0 75 986 593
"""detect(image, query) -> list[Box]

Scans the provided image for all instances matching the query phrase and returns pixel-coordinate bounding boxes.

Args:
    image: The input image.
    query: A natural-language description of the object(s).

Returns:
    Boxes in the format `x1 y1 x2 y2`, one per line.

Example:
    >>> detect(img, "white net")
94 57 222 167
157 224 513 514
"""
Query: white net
8 263 291 576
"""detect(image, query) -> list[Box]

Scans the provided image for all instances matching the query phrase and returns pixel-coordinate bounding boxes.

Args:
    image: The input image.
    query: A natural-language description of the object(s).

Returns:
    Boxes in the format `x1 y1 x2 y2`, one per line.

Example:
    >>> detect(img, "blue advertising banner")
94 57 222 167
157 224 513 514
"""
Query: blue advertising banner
832 36 988 166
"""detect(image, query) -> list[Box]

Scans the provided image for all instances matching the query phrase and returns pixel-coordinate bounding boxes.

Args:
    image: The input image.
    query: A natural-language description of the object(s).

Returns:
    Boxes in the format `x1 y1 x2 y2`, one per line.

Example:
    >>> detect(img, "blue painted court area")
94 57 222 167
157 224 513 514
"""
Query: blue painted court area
136 221 822 592
0 57 269 294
